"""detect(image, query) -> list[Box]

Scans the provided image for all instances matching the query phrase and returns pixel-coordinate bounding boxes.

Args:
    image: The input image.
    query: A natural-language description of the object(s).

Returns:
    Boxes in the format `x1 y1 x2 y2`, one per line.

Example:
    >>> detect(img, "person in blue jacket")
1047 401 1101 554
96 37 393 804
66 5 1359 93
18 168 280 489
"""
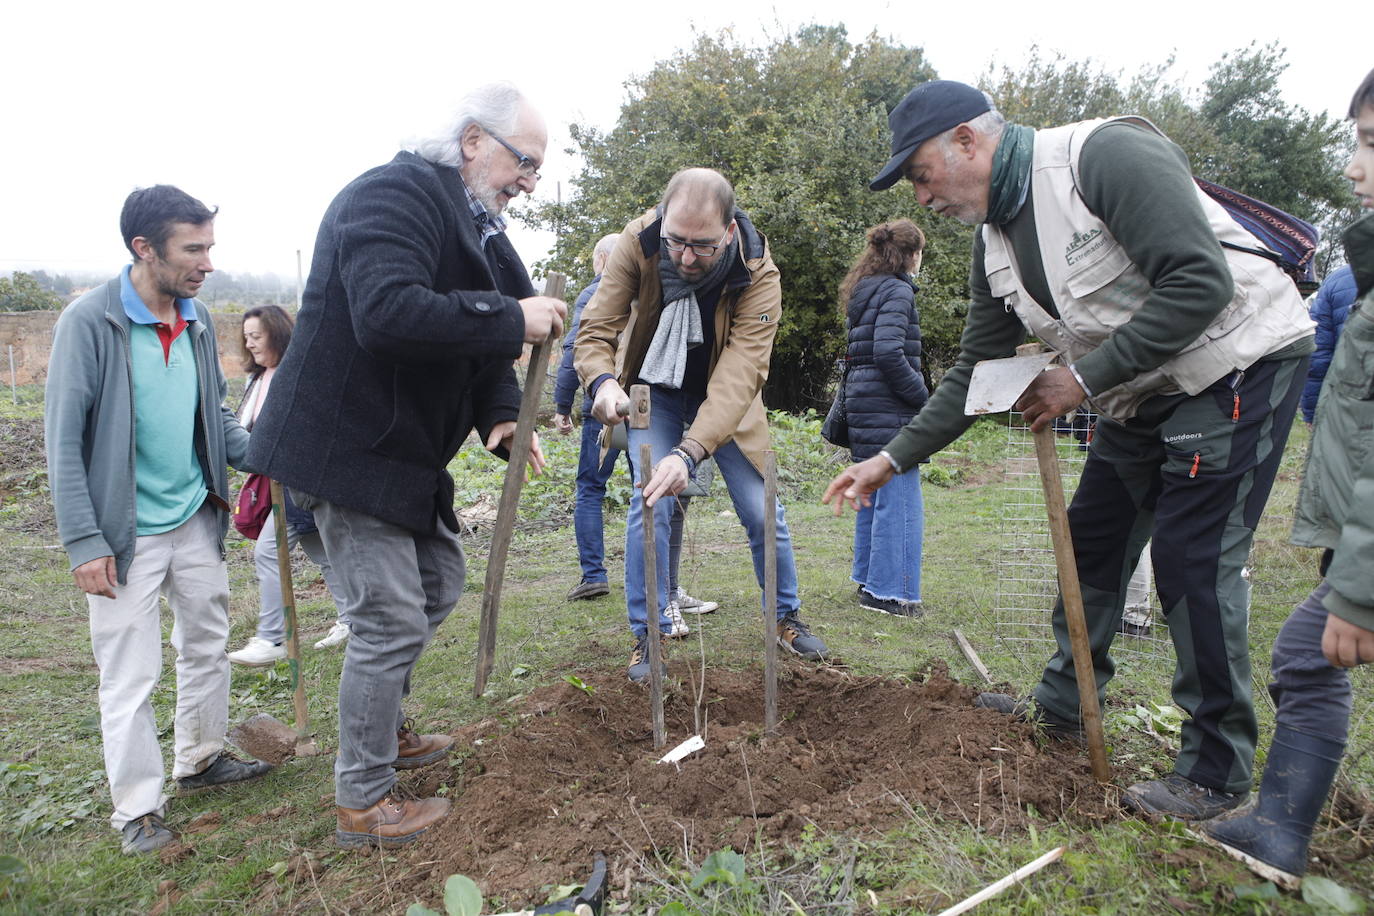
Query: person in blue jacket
838 219 929 617
553 235 634 601
1300 264 1358 424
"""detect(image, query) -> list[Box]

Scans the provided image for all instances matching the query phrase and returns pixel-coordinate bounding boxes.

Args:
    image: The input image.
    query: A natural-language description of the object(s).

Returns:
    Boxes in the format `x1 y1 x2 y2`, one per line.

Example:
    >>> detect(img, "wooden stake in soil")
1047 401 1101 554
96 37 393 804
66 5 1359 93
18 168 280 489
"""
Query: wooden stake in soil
952 628 994 685
761 450 779 737
268 479 318 755
630 383 666 749
474 272 567 698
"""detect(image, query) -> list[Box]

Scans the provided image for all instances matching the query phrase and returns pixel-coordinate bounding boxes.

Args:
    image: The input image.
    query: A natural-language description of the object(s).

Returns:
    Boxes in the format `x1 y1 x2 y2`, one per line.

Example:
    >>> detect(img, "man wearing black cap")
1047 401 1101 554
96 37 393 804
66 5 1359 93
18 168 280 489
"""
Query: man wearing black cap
824 80 1315 821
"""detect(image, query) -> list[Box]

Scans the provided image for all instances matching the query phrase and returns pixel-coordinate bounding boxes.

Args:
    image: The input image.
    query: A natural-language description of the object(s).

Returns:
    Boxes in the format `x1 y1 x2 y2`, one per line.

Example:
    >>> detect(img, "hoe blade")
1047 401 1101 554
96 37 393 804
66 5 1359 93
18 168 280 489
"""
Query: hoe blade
964 351 1057 416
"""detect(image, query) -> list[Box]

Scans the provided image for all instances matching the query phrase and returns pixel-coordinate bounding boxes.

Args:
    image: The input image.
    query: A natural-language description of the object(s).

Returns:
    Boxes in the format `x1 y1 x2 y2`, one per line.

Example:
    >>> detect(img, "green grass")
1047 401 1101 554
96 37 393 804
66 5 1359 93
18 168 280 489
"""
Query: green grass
0 388 1370 914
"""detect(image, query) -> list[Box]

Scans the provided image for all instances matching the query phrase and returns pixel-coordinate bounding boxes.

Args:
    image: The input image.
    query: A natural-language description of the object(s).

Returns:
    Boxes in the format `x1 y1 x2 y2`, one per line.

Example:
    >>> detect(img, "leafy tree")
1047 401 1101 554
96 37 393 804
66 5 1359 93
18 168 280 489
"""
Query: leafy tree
0 271 63 311
1198 43 1349 223
28 269 73 297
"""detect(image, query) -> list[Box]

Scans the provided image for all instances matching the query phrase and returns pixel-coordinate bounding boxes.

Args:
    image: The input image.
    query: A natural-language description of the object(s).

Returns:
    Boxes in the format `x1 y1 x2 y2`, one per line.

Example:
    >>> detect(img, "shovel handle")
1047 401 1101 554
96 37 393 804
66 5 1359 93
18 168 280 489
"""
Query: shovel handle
629 384 666 748
269 479 309 738
474 272 567 698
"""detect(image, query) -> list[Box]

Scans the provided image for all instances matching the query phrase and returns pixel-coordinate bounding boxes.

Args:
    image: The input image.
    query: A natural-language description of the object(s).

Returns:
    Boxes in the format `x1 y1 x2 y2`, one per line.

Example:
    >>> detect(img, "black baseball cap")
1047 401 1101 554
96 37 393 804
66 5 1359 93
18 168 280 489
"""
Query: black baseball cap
869 80 992 191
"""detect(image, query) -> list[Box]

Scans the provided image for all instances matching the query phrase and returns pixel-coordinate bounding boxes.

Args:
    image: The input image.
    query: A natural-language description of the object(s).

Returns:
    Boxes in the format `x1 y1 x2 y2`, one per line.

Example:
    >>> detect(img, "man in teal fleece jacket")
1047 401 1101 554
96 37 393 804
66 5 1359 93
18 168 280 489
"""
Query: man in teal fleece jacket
45 185 270 855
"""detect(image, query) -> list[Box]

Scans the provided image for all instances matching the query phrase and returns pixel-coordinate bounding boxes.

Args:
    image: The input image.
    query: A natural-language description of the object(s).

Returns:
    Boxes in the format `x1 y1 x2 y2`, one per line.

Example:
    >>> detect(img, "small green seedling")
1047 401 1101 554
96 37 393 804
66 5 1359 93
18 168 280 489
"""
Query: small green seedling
564 675 595 695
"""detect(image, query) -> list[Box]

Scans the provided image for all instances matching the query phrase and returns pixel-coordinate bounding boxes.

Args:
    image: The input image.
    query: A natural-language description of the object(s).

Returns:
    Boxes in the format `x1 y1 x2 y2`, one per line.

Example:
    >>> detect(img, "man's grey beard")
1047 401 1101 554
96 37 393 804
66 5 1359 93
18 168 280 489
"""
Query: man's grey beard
471 154 520 214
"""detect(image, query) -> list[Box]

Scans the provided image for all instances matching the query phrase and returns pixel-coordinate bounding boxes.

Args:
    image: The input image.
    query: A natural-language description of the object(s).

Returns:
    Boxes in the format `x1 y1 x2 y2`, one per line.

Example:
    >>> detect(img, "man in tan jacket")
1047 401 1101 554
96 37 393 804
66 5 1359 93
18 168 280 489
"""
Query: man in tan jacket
575 168 828 682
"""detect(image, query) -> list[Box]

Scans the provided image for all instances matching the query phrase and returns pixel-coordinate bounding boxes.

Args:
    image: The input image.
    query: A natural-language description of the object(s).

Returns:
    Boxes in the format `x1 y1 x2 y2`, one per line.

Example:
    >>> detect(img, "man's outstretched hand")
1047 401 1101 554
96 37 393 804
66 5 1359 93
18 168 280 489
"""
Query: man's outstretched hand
822 455 895 515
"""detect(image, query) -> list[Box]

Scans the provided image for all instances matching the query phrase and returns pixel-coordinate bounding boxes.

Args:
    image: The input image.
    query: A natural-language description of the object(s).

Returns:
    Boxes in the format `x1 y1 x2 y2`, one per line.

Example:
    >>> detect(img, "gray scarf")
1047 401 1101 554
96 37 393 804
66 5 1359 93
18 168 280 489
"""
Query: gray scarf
641 231 738 388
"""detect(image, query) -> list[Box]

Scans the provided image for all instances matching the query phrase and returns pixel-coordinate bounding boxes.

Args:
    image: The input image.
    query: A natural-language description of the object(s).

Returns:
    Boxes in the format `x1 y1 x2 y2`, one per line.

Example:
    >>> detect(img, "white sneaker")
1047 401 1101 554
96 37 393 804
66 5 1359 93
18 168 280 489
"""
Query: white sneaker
228 636 286 667
665 600 689 638
675 586 718 615
313 621 351 650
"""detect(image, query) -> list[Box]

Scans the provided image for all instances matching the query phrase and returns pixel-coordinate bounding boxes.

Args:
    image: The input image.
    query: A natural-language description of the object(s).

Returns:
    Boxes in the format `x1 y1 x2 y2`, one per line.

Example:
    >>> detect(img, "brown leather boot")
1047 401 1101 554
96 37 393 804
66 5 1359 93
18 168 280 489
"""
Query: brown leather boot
392 720 455 769
335 795 451 848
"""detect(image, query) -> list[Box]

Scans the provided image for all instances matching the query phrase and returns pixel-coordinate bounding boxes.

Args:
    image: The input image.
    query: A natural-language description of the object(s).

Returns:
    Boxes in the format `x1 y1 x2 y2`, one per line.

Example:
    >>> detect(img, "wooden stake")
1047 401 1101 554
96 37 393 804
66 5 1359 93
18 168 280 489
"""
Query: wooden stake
474 272 567 698
935 846 1065 916
761 450 779 737
630 384 666 749
952 628 993 685
268 479 316 754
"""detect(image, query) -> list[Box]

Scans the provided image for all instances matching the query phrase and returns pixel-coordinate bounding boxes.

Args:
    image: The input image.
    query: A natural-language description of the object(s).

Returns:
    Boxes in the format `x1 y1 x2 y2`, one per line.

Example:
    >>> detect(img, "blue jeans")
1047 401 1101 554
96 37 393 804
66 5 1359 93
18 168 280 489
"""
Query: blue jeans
624 386 800 637
574 413 628 584
852 467 924 602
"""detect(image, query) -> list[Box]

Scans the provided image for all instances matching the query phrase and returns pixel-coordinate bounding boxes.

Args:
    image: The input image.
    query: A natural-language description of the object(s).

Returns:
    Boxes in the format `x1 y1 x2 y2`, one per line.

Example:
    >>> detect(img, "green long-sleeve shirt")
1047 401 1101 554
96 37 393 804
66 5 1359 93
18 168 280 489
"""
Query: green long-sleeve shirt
885 121 1311 471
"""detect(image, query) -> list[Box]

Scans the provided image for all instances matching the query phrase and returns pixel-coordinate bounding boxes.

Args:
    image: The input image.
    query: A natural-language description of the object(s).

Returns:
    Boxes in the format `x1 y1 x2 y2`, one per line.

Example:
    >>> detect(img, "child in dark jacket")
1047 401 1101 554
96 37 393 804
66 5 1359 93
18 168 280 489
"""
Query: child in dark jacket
1200 67 1374 890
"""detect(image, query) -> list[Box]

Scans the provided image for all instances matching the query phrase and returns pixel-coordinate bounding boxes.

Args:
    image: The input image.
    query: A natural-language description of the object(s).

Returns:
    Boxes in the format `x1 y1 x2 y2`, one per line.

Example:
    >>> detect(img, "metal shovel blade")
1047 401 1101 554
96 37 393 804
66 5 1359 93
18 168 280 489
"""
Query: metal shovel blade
964 351 1057 416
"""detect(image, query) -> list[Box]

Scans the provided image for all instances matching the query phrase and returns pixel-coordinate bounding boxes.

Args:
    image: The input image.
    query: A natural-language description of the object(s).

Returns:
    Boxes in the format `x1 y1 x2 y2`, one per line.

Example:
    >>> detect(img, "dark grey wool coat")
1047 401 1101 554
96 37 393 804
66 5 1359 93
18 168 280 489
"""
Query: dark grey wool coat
245 152 533 533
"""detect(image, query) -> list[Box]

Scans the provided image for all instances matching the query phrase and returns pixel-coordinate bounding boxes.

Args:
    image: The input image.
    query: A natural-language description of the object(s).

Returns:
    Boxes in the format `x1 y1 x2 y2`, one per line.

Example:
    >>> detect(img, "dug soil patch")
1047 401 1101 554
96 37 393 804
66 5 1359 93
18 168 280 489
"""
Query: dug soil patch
408 660 1119 901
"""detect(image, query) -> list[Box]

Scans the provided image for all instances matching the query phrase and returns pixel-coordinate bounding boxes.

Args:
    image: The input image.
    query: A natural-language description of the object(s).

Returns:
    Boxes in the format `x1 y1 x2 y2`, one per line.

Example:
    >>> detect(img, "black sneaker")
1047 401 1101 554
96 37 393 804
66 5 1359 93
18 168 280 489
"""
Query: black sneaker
120 812 176 855
567 579 610 600
627 633 668 684
776 614 828 660
974 693 1085 743
1124 773 1248 821
857 588 924 618
175 751 274 796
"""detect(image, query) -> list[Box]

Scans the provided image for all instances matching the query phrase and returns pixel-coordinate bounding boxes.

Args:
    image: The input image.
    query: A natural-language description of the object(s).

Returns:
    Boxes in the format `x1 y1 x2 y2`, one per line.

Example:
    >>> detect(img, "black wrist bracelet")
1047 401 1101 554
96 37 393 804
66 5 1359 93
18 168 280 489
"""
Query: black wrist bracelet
669 447 697 474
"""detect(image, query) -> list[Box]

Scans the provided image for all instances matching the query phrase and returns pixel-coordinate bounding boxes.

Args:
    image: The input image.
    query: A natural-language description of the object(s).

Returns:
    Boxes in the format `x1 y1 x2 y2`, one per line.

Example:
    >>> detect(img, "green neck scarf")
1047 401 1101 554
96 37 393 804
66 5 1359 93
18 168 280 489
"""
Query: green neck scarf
986 124 1035 225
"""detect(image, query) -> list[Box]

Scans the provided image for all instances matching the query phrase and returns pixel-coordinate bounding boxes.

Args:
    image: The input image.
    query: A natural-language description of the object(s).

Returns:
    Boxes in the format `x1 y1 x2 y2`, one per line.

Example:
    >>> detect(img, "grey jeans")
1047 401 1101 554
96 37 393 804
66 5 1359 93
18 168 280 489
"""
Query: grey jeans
1270 581 1360 744
293 491 465 809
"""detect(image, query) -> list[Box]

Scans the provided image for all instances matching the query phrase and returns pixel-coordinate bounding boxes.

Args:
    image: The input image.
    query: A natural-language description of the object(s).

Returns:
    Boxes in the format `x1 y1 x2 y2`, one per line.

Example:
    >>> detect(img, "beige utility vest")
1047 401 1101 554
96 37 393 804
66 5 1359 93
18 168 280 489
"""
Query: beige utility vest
982 116 1313 420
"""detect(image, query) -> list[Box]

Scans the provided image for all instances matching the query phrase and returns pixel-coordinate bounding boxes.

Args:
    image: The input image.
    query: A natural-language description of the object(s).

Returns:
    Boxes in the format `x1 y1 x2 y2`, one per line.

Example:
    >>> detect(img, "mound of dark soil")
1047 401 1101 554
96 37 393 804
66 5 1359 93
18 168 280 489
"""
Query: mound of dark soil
406 660 1118 902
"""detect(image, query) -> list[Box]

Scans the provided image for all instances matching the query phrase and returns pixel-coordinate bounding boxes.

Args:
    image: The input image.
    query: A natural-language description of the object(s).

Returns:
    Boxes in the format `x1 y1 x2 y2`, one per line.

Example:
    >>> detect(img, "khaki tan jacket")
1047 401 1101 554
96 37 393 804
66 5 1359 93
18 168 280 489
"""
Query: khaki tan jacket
574 207 780 473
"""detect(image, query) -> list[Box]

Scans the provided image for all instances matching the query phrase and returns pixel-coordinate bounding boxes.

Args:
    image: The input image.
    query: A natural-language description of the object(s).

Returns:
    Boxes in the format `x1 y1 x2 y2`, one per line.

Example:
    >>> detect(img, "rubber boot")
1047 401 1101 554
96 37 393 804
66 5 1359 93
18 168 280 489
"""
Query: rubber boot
1200 725 1345 890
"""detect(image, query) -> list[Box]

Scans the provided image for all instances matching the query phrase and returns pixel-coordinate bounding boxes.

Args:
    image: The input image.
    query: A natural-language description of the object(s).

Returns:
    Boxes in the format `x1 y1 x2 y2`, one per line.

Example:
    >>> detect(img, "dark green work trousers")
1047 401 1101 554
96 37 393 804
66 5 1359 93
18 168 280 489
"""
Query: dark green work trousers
1033 354 1307 794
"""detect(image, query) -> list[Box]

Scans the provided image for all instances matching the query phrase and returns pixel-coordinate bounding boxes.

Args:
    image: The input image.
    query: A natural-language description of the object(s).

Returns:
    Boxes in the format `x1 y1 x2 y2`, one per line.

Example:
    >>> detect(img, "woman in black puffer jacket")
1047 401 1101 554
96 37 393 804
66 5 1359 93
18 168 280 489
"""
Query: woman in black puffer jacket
840 219 928 617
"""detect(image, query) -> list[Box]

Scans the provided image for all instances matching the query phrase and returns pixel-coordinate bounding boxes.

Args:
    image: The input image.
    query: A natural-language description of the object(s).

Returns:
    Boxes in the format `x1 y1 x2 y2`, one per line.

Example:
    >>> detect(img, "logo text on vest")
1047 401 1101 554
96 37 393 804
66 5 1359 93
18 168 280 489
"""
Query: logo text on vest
1065 229 1106 266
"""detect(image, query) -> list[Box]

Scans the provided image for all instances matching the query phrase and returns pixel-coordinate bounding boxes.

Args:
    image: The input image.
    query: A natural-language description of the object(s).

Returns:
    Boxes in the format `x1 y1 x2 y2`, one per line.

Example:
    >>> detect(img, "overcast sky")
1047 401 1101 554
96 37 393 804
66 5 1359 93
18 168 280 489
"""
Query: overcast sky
2 1 1366 282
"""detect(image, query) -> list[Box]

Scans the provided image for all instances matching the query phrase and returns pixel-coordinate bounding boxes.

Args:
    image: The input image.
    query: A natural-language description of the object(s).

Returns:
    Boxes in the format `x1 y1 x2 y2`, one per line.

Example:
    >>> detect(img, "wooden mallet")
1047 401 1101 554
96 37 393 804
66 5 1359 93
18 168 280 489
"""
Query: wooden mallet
228 480 321 763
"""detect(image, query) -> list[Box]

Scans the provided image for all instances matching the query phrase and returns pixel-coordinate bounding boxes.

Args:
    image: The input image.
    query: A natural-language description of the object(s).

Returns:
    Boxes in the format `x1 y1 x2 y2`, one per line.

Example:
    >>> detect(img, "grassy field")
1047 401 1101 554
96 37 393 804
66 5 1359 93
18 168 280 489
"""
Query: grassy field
0 381 1370 914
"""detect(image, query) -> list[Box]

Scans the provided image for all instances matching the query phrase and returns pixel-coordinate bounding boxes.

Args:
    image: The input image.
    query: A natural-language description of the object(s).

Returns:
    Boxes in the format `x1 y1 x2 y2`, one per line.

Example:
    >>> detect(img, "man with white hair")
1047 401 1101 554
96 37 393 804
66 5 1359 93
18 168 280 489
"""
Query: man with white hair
246 82 565 847
825 80 1314 820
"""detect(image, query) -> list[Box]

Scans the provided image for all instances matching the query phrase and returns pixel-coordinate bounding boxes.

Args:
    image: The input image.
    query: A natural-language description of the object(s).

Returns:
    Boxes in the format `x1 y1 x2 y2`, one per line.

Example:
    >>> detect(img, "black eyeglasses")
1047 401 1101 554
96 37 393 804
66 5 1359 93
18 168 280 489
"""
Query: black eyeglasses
488 132 541 180
660 226 731 257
